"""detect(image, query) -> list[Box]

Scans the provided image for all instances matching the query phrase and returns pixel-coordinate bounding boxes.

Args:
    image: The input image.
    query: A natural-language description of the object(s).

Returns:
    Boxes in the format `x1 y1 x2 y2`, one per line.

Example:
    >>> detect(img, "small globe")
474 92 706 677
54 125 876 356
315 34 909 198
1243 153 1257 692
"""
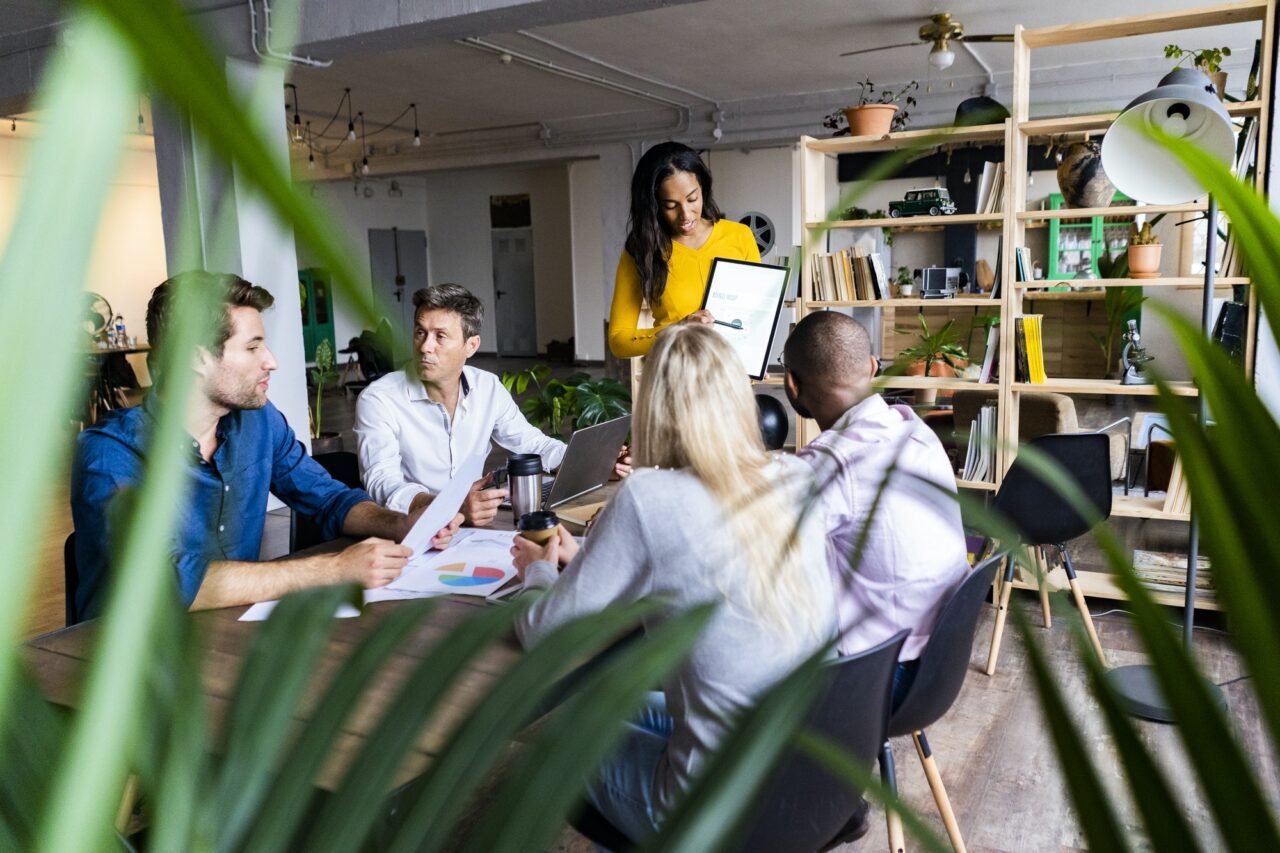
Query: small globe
755 394 788 451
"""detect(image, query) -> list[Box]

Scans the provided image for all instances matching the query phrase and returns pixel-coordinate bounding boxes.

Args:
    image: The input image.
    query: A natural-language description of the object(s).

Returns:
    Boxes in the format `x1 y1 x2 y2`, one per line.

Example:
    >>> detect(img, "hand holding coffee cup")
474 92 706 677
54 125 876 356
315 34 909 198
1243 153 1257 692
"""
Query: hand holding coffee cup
512 512 579 574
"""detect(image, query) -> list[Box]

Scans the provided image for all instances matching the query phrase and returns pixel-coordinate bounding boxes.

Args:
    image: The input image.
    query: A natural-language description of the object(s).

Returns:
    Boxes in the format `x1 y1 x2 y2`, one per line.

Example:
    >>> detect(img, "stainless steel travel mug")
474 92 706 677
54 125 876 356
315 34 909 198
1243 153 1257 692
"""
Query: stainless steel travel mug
507 453 543 520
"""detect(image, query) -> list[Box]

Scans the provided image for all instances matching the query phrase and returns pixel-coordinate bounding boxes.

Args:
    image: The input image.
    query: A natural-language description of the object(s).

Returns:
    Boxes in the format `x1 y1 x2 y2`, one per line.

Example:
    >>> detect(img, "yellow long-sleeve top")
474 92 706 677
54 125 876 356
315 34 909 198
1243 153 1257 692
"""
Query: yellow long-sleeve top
608 219 760 358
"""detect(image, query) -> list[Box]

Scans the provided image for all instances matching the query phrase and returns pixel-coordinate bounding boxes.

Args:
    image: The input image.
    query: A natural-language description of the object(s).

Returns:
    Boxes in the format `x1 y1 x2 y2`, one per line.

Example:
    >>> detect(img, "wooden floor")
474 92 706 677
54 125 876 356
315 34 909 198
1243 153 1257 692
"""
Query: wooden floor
31 368 1279 851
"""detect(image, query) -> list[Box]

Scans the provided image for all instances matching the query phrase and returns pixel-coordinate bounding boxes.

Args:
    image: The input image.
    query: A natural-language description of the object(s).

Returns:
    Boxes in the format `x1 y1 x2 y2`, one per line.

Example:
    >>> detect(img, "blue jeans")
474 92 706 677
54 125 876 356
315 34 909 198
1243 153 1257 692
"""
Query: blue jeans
586 691 672 844
893 659 920 711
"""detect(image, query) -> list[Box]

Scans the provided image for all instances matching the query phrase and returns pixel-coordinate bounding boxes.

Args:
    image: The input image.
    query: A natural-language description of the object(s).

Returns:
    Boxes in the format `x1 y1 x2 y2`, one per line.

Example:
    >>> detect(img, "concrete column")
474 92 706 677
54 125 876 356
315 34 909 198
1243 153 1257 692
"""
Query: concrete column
152 58 310 452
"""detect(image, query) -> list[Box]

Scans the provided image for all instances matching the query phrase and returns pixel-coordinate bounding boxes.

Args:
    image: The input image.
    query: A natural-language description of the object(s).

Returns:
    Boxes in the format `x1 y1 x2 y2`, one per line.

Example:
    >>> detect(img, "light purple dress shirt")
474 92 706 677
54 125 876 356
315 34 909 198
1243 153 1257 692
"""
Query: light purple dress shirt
797 394 969 660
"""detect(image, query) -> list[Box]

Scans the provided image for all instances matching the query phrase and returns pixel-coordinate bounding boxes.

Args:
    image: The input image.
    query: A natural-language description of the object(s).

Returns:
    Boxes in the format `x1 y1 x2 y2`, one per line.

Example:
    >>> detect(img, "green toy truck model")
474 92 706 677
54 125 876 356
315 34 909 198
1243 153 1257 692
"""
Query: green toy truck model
889 187 957 217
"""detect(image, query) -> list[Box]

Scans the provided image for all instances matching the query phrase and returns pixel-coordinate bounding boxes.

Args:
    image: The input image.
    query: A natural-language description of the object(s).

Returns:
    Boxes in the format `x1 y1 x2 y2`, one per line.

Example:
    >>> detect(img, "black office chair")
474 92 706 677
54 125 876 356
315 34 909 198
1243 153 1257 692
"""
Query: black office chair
571 630 909 852
290 451 362 552
64 532 80 626
986 433 1111 676
878 553 1003 853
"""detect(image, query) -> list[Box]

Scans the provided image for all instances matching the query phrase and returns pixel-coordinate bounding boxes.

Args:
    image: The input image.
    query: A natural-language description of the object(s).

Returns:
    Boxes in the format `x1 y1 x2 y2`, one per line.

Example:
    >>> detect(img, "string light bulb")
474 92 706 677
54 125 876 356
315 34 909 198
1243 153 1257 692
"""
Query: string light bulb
359 111 369 174
306 121 315 170
412 102 421 147
345 88 356 140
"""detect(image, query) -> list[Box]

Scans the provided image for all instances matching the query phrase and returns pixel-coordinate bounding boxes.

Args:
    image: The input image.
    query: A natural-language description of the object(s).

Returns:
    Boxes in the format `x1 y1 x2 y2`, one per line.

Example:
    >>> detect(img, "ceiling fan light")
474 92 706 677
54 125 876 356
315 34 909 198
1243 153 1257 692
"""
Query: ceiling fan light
929 43 956 70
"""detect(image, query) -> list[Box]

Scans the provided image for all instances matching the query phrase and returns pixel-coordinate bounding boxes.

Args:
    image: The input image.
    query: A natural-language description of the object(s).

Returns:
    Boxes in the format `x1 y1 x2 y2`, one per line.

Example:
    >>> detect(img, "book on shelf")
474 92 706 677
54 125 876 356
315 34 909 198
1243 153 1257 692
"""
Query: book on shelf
1132 549 1213 593
1011 315 1045 383
990 243 1002 300
960 403 997 484
978 323 1000 384
1162 454 1191 515
807 250 888 303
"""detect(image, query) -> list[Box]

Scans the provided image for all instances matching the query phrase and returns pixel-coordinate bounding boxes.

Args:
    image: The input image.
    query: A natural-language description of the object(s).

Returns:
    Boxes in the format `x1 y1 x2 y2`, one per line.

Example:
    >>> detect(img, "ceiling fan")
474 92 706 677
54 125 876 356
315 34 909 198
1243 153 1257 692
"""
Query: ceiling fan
841 12 1013 71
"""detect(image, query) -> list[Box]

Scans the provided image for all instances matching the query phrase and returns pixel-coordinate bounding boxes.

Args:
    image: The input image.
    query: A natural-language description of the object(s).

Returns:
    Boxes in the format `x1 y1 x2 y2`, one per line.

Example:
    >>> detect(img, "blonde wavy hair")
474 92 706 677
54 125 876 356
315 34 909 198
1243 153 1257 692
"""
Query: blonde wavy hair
633 324 823 643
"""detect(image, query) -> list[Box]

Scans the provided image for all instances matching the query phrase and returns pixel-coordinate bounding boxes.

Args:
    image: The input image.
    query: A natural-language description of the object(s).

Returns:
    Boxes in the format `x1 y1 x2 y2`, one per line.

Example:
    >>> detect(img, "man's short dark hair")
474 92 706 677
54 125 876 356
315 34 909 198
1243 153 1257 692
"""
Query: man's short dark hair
146 271 275 360
412 284 483 339
784 311 872 381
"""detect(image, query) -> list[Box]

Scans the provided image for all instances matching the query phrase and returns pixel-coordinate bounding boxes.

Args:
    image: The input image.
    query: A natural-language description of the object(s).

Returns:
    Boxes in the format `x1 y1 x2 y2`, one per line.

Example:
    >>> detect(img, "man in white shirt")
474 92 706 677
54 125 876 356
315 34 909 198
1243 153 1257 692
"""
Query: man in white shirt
783 311 968 705
356 284 627 526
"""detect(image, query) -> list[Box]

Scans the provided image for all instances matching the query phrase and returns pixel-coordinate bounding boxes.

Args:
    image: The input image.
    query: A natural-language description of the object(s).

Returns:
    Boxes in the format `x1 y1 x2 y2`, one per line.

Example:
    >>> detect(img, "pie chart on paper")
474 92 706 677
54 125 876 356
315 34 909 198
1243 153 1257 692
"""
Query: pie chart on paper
438 563 508 588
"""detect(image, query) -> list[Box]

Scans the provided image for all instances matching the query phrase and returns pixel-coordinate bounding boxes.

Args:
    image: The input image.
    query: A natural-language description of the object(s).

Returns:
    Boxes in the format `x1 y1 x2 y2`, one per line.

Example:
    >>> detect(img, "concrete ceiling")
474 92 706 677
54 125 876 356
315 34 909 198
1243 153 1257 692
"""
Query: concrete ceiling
279 0 1260 168
0 0 1264 171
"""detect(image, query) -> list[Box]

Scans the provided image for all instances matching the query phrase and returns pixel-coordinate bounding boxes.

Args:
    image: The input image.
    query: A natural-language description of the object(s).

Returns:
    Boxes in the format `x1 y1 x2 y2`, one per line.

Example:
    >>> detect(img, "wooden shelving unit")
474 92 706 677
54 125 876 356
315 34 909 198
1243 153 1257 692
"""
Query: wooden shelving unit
794 0 1273 610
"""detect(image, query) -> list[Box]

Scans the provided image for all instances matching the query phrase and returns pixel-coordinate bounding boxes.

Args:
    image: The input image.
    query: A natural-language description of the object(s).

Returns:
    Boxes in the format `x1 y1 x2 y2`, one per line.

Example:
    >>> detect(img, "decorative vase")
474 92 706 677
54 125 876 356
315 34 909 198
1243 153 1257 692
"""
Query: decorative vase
311 432 344 455
898 283 915 297
1209 70 1228 100
843 104 898 138
1056 141 1117 209
1127 244 1163 279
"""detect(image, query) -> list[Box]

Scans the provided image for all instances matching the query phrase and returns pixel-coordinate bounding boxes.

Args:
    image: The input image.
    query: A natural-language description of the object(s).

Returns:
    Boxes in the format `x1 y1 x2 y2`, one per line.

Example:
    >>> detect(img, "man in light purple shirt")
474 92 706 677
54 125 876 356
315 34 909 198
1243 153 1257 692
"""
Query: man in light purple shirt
783 311 968 704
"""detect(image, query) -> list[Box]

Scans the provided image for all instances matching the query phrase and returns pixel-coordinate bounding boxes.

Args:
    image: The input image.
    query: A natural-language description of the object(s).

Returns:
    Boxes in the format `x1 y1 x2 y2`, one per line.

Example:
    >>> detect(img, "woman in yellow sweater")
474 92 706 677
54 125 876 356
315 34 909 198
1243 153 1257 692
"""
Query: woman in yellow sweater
608 142 760 358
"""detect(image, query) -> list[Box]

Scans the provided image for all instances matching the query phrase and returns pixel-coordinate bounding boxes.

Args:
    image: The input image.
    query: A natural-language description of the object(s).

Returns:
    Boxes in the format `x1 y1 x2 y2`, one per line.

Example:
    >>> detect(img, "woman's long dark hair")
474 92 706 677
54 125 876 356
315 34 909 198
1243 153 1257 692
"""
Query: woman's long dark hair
624 142 723 304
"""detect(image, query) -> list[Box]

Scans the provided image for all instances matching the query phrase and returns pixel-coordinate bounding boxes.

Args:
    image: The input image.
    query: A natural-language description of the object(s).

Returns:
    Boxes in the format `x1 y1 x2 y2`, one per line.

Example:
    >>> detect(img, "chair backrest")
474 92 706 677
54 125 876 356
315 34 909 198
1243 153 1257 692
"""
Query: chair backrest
993 432 1112 546
733 630 909 853
887 554 1004 737
290 451 362 552
64 532 80 626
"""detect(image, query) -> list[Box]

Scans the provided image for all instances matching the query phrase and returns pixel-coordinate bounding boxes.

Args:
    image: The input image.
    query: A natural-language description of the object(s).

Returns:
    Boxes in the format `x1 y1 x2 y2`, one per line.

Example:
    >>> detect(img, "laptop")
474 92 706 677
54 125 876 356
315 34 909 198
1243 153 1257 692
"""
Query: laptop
498 414 632 510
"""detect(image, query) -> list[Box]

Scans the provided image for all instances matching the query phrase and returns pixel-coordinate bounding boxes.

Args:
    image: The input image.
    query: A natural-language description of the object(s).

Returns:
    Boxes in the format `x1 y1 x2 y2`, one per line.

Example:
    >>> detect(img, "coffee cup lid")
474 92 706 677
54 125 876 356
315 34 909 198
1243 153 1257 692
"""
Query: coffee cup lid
517 511 558 530
507 453 542 475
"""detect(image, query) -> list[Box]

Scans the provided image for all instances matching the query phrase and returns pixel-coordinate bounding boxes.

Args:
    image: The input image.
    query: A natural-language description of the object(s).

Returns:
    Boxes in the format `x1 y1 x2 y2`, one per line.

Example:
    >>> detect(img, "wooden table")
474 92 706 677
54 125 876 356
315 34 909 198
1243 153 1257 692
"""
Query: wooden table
25 482 619 792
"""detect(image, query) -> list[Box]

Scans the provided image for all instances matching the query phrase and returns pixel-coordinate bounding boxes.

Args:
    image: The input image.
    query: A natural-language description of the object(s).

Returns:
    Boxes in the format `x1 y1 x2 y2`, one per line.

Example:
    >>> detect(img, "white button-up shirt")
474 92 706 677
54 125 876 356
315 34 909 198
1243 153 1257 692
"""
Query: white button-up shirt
797 394 968 661
354 366 567 513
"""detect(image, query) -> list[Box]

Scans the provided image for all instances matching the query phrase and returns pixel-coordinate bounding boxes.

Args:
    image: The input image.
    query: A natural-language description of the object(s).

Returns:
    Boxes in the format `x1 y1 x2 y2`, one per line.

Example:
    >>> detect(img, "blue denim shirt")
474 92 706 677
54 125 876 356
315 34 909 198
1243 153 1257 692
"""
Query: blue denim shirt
70 396 372 619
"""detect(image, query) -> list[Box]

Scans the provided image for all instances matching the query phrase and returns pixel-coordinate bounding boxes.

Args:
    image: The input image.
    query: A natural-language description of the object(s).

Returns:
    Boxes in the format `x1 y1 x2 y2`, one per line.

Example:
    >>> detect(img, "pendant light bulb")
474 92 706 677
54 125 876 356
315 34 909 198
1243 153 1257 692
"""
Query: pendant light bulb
308 151 316 170
347 122 356 140
345 88 356 140
11 117 16 132
411 103 421 147
293 114 302 143
361 157 369 175
964 167 972 184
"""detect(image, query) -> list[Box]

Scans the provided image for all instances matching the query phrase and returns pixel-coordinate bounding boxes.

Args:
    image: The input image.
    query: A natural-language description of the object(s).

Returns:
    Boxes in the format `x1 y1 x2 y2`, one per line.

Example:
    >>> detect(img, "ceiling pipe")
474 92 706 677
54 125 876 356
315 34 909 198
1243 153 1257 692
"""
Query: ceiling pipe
960 42 997 95
514 30 720 108
456 37 691 117
247 0 333 68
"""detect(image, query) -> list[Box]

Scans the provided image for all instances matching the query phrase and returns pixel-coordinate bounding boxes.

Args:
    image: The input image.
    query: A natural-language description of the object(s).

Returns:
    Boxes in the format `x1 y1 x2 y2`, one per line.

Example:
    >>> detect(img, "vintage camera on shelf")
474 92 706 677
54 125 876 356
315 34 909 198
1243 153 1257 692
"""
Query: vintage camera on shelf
917 266 965 299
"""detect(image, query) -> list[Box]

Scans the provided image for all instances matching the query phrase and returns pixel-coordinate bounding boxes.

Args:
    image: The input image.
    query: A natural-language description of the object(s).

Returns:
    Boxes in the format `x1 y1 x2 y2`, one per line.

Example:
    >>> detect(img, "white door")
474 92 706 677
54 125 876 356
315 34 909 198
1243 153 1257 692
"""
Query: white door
368 227 427 362
492 227 537 357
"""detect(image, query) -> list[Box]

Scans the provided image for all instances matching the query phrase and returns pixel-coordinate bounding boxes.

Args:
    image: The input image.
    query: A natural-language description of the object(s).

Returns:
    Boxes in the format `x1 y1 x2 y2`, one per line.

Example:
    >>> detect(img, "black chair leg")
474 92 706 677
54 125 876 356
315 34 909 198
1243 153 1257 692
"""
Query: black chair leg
1058 546 1107 664
880 740 905 853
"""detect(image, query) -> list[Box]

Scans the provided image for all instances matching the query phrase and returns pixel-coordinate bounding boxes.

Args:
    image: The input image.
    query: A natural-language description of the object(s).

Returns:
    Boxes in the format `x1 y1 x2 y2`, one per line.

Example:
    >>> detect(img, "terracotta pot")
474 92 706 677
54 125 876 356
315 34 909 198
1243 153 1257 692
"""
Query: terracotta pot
1209 70 1228 100
1055 141 1116 209
843 104 898 138
905 358 961 406
311 432 344 455
1127 243 1163 279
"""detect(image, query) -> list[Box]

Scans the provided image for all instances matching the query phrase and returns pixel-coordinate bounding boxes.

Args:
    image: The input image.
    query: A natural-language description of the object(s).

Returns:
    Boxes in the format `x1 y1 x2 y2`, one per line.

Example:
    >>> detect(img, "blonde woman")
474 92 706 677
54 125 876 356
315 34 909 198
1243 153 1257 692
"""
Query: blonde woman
511 323 835 840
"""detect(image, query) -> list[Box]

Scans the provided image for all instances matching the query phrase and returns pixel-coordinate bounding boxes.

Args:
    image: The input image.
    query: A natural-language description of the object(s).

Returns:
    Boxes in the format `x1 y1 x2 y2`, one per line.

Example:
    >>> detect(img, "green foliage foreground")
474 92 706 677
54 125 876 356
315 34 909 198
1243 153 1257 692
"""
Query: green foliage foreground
0 1 1277 850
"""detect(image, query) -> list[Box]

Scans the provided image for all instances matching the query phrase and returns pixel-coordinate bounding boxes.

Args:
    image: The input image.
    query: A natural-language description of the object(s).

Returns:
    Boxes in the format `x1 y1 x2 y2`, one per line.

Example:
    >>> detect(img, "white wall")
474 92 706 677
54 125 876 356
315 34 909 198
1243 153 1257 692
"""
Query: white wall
568 159 606 360
0 134 166 384
422 163 575 353
296 178 430 349
704 146 796 264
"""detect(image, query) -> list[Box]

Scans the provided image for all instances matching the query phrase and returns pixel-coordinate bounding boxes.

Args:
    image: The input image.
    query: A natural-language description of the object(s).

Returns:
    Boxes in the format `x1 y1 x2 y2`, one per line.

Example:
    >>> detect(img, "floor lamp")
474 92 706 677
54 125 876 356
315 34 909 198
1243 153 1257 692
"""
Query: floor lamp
1099 68 1236 722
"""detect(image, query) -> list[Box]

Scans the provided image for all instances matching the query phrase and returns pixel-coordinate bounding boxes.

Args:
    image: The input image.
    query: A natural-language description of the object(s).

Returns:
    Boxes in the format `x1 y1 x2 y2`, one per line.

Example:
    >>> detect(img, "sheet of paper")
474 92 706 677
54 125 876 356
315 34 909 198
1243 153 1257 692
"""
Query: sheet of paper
386 528 519 598
239 599 362 622
401 454 486 555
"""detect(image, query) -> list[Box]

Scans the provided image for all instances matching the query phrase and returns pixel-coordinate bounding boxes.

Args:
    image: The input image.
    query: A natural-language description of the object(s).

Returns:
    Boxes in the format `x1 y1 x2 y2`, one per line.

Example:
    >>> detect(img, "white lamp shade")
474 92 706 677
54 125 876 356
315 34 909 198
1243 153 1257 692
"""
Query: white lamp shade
929 44 956 70
1101 68 1235 204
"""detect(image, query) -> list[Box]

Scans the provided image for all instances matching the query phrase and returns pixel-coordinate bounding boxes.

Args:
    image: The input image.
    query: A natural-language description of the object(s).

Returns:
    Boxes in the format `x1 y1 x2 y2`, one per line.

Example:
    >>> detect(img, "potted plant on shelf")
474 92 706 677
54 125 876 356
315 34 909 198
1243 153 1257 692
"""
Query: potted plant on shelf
1126 220 1162 278
894 315 969 405
895 266 916 297
309 338 343 454
823 78 919 138
1164 43 1232 99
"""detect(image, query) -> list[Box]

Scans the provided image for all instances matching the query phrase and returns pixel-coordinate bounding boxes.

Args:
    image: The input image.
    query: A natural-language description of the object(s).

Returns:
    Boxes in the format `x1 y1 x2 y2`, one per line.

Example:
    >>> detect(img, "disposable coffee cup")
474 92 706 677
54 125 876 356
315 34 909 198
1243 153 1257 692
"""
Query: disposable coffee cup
516 511 560 545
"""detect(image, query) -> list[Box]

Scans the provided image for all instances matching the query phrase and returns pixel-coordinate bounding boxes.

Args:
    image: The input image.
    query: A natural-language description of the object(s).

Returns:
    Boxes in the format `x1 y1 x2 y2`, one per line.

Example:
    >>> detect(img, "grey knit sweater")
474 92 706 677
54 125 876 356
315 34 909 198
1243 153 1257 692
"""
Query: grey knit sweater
515 458 836 813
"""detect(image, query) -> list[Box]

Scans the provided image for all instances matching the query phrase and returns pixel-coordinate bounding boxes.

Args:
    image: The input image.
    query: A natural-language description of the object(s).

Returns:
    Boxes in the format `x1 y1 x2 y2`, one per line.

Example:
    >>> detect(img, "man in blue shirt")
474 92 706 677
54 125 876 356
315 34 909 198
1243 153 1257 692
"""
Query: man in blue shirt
71 271 459 620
